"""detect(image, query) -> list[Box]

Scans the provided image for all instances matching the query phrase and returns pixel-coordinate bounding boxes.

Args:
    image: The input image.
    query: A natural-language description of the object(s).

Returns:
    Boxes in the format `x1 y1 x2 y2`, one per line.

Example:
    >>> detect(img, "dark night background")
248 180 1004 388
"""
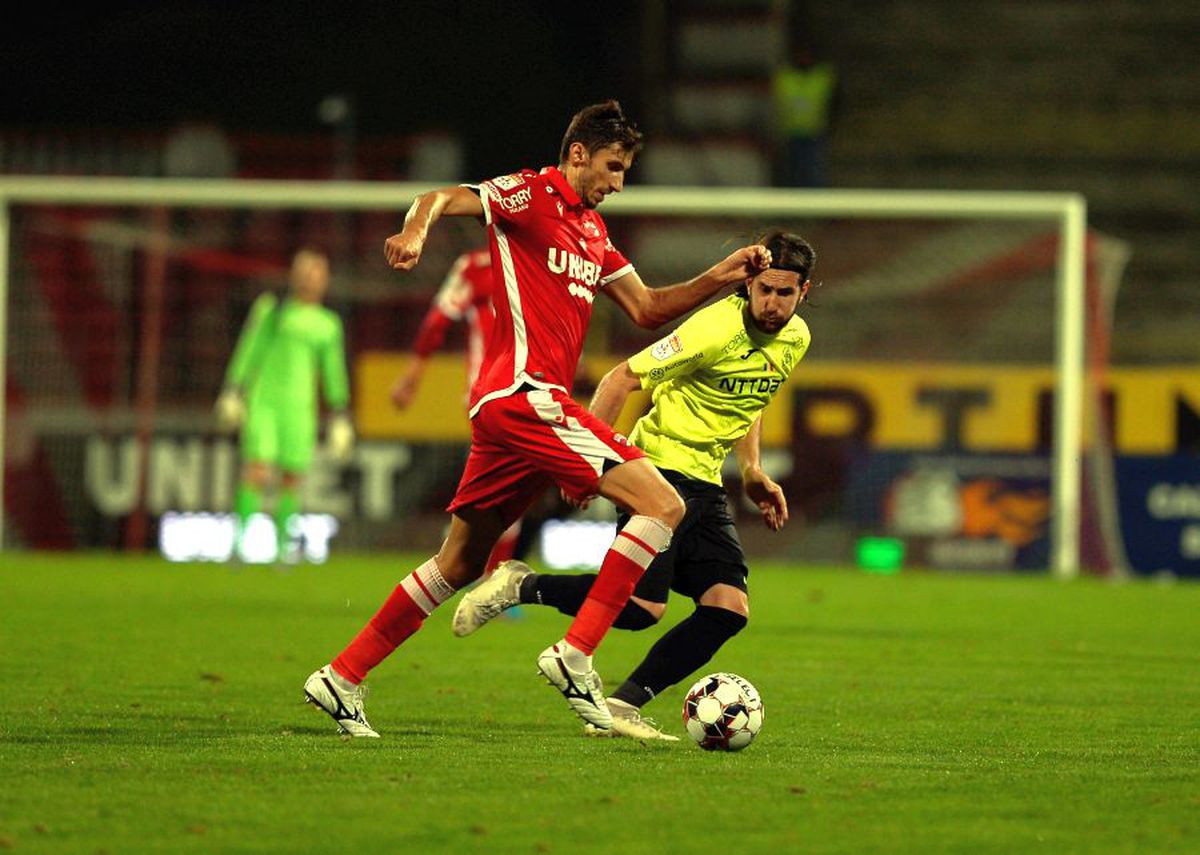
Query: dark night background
1 3 640 178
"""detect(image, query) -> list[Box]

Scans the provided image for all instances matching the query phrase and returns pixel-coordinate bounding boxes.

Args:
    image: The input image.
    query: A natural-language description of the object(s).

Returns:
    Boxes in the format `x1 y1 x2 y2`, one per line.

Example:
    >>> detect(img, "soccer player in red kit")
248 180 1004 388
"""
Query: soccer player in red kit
389 247 495 410
304 101 772 737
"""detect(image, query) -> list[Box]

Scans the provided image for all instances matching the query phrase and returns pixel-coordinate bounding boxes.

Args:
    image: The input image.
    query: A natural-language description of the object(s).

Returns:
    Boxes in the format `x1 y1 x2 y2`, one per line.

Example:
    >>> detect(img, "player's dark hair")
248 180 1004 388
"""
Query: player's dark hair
735 230 816 298
559 100 644 163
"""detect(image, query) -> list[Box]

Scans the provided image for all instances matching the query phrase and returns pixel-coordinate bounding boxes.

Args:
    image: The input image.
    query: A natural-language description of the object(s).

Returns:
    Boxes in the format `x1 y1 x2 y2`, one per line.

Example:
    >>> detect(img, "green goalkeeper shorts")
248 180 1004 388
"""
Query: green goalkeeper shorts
241 402 317 473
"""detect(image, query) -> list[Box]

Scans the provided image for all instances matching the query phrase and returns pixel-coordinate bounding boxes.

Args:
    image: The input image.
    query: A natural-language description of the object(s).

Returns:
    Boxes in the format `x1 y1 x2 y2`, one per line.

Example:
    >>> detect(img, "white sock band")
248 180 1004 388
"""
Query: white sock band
612 514 673 568
400 557 455 616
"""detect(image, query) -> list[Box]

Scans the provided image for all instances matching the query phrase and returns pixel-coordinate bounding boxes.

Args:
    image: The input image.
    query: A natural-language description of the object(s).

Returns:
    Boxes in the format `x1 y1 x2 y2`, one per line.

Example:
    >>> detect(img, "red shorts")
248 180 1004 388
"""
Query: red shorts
447 388 645 525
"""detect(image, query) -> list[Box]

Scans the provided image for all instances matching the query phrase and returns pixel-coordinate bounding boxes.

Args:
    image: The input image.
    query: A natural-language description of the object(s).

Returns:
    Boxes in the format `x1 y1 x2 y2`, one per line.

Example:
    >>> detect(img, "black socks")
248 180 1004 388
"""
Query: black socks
610 605 748 708
519 573 659 630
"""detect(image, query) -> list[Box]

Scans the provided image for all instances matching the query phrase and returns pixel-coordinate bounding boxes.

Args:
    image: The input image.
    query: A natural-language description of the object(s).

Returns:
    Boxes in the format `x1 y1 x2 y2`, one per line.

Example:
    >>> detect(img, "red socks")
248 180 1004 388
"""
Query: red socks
332 557 455 684
565 515 673 655
329 516 672 683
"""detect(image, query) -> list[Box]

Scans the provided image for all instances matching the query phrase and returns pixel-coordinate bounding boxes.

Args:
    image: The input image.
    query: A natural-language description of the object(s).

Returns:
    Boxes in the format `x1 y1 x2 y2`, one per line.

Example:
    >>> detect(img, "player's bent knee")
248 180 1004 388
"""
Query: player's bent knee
645 488 686 530
599 459 686 528
698 585 750 620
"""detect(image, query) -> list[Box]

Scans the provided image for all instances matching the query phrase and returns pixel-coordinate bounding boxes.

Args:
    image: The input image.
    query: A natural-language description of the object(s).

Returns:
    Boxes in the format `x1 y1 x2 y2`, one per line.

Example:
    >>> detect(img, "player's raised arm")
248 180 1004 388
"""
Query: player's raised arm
734 417 788 531
602 244 772 330
384 185 484 271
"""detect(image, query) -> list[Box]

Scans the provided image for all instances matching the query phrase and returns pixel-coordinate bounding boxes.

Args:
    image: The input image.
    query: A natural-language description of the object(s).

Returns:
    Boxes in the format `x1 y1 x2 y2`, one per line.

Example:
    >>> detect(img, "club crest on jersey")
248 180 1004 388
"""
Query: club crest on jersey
650 333 683 362
583 220 600 238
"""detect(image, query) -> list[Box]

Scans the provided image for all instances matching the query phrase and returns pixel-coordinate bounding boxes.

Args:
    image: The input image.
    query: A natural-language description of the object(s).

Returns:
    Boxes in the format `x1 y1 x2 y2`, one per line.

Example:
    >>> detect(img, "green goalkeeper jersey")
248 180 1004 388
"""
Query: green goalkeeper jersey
225 293 349 411
627 294 810 485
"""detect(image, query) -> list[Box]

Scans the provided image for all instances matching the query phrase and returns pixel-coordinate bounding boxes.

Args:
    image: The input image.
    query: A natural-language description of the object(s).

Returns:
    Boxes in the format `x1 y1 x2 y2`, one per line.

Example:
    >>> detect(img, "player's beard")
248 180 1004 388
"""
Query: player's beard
580 175 605 208
748 307 785 334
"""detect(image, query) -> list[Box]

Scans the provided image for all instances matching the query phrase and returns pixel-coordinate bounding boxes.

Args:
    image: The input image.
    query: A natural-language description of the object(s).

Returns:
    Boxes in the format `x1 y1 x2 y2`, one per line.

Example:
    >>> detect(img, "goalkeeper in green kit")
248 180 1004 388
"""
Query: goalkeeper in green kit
215 248 354 561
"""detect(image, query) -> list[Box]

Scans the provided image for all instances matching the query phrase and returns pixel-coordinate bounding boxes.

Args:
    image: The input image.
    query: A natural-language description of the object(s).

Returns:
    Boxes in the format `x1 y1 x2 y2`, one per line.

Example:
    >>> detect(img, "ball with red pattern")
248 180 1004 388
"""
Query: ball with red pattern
682 672 764 751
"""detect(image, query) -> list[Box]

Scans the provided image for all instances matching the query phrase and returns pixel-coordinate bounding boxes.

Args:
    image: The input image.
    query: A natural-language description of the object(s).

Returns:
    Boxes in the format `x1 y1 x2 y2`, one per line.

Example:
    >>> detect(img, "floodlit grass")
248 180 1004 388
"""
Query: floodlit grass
1 553 1197 853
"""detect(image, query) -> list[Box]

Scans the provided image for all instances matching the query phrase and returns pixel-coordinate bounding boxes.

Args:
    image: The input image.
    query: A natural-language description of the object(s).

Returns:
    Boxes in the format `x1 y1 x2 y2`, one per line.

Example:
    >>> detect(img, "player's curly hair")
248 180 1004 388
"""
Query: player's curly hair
559 100 644 163
734 230 816 299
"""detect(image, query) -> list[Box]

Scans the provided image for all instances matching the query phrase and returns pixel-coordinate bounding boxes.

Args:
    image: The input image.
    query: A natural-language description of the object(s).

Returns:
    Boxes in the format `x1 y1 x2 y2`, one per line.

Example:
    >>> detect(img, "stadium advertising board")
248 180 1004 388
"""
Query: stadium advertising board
1114 457 1200 577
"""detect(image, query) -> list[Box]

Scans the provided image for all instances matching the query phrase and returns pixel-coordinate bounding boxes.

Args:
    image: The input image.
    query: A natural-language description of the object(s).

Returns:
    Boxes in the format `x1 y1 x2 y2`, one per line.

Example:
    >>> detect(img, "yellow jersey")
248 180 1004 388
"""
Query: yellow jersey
627 294 810 484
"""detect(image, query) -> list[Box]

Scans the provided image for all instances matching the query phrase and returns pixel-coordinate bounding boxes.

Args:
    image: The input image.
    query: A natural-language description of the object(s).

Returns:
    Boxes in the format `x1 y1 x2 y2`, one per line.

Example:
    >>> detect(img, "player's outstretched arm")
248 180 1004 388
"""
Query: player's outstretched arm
602 244 772 329
589 360 642 426
734 417 789 531
384 186 484 271
390 357 427 410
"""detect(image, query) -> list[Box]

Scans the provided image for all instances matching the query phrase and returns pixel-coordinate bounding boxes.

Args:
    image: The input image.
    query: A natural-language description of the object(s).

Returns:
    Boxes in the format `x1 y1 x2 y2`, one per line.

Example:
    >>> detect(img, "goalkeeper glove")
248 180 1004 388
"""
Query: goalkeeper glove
214 389 246 431
327 413 355 462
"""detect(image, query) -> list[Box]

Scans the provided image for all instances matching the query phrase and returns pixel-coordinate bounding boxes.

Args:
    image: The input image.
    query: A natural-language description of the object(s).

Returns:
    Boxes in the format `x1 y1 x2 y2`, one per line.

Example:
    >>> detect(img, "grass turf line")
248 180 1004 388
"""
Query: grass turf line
0 553 1197 854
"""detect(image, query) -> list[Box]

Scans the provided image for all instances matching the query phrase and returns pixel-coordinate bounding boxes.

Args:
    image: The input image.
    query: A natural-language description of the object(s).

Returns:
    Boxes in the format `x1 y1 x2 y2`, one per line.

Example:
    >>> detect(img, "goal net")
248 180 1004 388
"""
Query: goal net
0 179 1120 576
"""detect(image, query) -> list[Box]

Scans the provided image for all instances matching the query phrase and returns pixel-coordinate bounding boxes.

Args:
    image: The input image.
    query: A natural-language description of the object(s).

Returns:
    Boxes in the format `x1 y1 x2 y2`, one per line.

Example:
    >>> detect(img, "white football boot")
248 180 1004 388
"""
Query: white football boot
451 560 533 637
303 665 380 738
536 641 613 731
589 697 680 741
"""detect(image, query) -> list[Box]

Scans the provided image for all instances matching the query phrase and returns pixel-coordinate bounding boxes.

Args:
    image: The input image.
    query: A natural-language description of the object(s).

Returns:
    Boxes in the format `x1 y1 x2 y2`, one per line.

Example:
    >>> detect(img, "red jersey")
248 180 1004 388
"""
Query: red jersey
467 166 633 417
411 248 495 395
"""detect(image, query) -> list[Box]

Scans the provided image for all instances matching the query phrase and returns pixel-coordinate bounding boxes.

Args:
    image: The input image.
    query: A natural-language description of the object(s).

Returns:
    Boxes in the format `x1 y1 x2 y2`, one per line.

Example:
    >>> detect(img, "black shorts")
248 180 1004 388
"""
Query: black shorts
617 468 749 604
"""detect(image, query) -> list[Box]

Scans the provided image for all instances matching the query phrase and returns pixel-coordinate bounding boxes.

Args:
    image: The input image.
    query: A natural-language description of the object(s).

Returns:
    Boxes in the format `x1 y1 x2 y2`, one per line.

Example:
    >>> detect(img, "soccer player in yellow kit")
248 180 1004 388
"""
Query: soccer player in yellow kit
215 249 354 561
454 229 815 739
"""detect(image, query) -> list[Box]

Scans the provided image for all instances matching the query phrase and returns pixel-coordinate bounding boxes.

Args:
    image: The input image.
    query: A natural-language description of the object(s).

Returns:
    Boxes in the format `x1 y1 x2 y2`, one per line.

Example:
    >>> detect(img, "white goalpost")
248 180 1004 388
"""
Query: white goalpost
0 176 1087 577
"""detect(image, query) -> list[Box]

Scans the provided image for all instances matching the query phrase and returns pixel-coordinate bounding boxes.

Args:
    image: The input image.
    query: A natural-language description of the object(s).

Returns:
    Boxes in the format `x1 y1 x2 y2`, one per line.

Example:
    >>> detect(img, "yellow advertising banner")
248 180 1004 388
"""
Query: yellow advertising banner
355 352 1200 454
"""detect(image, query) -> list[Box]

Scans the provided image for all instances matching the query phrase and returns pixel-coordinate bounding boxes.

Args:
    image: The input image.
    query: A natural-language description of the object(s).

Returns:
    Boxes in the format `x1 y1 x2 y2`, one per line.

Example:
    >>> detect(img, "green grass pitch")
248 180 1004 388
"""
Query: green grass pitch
1 553 1197 853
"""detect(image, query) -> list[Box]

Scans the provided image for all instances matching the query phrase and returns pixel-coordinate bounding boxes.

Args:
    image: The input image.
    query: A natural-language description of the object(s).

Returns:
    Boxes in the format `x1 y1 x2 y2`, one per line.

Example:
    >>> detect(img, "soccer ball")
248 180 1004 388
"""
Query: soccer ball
682 672 764 751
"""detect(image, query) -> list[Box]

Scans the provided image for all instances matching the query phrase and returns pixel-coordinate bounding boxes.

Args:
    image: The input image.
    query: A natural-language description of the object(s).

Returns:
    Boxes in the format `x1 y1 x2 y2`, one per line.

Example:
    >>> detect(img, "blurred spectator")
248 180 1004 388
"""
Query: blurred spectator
770 36 837 187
